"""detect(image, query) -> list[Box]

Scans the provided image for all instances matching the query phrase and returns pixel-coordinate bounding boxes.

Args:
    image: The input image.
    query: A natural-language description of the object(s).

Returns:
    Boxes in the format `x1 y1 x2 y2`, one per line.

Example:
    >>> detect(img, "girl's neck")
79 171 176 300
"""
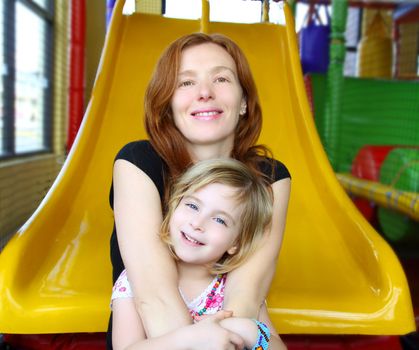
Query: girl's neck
177 261 213 284
176 262 219 304
186 143 233 163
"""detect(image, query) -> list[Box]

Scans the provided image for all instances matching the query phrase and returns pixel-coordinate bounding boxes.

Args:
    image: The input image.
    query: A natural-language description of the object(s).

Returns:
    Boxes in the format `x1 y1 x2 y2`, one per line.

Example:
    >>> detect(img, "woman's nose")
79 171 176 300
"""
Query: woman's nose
198 81 214 101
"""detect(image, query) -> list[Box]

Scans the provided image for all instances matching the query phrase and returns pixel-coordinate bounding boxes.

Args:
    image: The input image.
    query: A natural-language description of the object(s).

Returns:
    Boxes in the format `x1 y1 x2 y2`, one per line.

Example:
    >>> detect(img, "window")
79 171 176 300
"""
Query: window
0 0 54 158
164 0 262 23
344 7 362 77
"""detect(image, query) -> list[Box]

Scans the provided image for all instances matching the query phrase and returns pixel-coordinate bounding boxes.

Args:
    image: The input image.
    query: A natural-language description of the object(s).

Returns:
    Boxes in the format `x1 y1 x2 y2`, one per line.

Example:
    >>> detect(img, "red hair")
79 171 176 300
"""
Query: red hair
144 33 270 181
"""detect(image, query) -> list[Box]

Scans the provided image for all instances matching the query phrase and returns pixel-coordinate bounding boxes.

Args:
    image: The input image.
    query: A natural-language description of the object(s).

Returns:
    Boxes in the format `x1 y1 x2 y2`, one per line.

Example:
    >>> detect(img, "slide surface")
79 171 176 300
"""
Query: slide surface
0 1 415 334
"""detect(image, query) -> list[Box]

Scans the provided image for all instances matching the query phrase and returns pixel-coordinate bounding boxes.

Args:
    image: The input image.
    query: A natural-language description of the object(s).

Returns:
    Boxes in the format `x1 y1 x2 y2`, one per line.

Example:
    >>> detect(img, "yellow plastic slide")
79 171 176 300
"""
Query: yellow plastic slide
0 1 415 334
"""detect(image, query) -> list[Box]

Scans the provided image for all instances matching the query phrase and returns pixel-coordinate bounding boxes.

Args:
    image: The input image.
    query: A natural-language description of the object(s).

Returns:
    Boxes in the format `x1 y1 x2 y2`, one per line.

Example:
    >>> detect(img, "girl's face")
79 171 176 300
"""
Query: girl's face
171 43 246 156
169 183 243 266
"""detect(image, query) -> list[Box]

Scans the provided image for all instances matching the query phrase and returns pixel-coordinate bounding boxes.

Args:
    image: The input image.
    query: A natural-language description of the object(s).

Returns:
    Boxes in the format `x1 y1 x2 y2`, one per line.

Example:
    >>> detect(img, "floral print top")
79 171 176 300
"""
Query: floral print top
111 269 227 322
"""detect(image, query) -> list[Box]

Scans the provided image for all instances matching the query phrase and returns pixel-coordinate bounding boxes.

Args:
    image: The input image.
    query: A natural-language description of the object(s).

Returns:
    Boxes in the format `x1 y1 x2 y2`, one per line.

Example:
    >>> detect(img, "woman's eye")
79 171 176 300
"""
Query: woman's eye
186 203 199 210
215 76 229 83
214 217 227 226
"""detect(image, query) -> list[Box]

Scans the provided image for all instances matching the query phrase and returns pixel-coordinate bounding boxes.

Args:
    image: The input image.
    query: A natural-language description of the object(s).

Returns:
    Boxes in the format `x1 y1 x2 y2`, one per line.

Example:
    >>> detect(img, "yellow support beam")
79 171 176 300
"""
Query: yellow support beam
201 0 209 33
337 173 419 221
262 0 269 22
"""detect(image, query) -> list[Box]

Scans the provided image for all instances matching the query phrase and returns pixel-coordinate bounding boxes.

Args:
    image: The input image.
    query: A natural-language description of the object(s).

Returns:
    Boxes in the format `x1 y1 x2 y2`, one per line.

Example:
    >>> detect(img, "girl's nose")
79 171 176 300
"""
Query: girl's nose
190 215 205 232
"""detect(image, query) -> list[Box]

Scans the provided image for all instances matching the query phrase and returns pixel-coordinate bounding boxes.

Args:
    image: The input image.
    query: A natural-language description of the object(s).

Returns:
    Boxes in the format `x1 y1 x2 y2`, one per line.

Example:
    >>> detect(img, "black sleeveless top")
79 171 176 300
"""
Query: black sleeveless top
109 140 291 284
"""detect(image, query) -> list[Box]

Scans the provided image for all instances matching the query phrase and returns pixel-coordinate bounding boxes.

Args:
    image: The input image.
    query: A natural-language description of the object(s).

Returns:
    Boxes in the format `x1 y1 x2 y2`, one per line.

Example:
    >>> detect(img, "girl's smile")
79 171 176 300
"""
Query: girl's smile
181 231 204 246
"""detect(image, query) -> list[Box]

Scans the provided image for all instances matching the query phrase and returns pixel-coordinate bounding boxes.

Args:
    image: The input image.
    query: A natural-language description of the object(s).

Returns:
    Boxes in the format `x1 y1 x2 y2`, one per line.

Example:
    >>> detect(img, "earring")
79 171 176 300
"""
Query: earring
227 246 238 255
239 104 247 116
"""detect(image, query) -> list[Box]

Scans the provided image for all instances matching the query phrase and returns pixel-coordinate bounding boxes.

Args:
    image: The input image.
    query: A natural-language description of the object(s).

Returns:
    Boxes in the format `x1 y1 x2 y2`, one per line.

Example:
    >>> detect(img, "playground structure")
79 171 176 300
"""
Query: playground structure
0 0 416 346
299 0 419 246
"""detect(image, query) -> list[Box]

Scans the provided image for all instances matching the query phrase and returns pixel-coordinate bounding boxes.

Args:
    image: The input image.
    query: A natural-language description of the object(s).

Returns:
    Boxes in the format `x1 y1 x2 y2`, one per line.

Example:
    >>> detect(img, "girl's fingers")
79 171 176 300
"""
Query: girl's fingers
229 332 245 350
210 310 233 321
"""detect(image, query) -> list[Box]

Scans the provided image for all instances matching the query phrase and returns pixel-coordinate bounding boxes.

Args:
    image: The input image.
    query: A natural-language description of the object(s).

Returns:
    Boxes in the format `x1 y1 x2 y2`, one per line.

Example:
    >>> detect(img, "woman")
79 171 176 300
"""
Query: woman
108 33 291 349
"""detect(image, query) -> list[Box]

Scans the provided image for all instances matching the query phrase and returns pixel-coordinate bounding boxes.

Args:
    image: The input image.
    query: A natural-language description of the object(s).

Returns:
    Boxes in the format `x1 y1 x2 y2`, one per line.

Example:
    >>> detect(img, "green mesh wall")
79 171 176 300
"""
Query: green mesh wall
311 72 419 244
311 74 419 173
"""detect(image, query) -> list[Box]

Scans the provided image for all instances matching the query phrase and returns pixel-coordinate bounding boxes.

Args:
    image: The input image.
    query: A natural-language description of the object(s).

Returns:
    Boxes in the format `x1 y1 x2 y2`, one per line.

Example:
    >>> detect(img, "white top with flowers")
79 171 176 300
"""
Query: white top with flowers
111 269 226 322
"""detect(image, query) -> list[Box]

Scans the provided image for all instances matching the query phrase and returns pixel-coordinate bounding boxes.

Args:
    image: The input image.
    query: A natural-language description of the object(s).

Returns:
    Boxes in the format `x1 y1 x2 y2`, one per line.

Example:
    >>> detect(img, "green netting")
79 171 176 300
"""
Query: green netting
380 148 419 191
377 208 418 242
311 74 419 173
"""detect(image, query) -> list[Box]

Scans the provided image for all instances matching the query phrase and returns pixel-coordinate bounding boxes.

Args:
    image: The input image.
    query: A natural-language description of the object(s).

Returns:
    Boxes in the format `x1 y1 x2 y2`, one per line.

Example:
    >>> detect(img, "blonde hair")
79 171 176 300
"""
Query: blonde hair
160 158 273 274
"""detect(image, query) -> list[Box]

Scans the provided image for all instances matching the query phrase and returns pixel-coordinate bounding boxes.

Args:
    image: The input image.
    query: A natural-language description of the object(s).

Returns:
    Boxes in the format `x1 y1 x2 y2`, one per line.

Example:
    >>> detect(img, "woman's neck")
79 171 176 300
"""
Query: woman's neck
186 142 233 162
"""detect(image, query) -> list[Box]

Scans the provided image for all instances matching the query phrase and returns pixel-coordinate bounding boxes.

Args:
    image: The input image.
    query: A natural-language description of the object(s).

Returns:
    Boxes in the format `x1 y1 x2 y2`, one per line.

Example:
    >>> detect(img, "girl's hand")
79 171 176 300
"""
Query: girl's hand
219 317 259 349
192 313 210 322
179 310 244 350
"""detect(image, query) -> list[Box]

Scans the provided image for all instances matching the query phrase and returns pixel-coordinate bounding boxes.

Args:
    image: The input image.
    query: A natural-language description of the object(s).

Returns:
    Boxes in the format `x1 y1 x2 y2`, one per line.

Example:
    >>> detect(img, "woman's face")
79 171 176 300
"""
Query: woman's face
171 43 246 156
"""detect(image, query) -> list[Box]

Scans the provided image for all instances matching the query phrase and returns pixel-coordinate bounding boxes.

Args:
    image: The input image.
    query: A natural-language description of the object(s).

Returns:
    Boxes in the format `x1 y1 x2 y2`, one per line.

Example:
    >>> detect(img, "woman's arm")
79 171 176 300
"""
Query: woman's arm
223 178 291 317
257 303 288 349
113 159 191 337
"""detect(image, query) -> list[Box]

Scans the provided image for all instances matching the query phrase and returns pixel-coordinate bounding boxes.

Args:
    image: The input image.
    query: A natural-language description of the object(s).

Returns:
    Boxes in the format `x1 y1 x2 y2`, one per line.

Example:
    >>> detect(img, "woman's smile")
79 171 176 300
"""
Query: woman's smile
191 108 223 120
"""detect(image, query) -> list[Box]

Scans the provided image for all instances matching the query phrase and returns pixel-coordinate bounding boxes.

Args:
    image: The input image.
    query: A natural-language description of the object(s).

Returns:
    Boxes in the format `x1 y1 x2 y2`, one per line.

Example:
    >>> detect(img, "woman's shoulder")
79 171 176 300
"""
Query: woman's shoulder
111 140 166 202
115 140 161 165
258 156 291 183
114 140 166 190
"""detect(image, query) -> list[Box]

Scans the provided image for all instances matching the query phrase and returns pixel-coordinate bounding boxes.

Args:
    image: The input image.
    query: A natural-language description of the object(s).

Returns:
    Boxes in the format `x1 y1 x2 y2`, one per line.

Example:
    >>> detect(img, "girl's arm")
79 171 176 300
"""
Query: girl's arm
219 303 287 350
112 297 146 350
112 299 244 350
113 159 191 337
223 178 291 317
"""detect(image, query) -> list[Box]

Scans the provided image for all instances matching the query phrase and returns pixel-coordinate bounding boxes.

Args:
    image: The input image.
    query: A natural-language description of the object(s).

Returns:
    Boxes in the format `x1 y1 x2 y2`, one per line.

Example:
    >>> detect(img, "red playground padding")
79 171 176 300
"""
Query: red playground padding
303 74 315 116
3 333 406 350
350 145 395 223
3 333 106 350
283 335 403 350
351 145 395 182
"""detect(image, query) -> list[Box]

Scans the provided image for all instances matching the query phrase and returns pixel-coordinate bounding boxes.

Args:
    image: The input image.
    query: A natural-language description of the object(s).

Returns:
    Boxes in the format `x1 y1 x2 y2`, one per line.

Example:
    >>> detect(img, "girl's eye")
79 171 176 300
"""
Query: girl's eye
214 217 227 226
186 203 199 211
179 80 194 87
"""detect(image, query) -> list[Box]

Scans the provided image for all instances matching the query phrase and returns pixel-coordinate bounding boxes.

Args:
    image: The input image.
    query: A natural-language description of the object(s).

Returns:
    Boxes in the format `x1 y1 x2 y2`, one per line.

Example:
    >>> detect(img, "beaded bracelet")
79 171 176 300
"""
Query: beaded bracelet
251 320 270 350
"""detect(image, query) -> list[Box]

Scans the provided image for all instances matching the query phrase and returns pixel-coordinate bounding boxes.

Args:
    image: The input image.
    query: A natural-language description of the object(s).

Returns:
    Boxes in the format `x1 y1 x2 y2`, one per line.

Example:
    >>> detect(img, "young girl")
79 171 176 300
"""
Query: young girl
111 159 287 350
